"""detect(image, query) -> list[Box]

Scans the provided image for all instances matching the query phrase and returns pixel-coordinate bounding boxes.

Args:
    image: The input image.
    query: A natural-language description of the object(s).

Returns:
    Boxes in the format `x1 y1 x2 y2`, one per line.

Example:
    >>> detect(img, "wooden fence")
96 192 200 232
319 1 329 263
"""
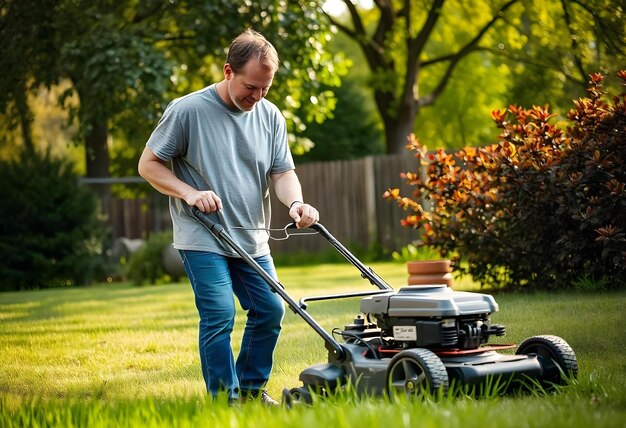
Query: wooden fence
103 153 421 256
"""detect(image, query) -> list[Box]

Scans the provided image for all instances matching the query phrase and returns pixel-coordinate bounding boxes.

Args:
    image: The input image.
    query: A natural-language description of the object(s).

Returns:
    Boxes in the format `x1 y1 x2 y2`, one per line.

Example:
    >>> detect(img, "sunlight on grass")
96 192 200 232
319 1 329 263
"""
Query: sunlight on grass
0 283 203 402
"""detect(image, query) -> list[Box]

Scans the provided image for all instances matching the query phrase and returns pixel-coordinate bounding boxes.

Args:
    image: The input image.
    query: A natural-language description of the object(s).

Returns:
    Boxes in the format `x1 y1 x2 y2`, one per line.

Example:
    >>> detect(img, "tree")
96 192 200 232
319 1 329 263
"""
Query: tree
0 0 349 181
1 0 173 211
0 0 59 153
322 0 625 154
296 78 384 162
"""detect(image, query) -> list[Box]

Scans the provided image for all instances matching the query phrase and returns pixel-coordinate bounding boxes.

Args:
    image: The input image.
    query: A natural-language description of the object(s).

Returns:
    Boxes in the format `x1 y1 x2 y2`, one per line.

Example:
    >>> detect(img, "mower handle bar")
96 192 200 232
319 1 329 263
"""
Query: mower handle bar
285 222 392 292
191 207 346 360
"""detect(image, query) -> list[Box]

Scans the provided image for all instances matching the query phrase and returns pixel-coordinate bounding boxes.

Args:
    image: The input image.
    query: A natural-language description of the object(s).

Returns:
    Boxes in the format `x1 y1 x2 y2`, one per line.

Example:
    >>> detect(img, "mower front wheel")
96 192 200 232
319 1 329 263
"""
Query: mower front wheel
282 387 313 408
386 348 449 399
516 335 578 386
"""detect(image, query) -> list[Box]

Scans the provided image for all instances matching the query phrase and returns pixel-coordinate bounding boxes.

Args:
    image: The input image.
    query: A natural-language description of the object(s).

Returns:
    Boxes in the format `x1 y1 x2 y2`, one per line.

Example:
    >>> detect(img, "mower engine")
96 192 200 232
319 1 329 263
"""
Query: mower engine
345 285 506 350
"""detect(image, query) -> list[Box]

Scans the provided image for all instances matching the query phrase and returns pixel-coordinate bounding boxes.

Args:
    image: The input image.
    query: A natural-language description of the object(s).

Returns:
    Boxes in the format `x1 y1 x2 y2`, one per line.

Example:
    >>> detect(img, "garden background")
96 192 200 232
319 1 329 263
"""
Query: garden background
1 0 624 426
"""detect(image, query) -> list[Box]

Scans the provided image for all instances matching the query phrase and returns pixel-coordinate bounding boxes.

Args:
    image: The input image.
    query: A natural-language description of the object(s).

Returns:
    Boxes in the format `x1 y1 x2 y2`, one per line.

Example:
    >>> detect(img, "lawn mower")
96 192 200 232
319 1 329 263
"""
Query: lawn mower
192 209 578 404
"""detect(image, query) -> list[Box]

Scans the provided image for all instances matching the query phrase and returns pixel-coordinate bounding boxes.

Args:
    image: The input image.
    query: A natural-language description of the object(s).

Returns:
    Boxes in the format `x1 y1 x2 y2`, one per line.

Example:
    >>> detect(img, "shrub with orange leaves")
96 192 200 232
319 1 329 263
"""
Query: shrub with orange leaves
385 71 626 290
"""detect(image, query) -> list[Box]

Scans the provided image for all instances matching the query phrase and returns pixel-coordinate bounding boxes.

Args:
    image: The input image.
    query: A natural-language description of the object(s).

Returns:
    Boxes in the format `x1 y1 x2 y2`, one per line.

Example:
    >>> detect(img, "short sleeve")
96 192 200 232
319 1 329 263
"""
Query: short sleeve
270 109 295 174
146 102 187 162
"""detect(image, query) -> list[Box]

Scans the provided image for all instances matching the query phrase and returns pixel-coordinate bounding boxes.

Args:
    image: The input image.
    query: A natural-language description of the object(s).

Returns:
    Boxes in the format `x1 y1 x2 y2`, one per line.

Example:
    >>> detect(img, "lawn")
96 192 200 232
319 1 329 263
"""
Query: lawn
1 261 625 427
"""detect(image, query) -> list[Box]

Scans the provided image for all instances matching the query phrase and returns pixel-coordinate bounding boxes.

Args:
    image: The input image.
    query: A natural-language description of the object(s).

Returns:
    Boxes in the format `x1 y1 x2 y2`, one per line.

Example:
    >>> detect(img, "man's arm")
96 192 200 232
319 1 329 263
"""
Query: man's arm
138 146 222 213
271 169 319 228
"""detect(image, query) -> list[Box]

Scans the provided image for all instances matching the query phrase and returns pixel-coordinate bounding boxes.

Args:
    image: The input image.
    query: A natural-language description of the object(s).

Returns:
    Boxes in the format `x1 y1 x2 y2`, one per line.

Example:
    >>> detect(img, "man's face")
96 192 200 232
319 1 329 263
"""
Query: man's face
223 60 274 112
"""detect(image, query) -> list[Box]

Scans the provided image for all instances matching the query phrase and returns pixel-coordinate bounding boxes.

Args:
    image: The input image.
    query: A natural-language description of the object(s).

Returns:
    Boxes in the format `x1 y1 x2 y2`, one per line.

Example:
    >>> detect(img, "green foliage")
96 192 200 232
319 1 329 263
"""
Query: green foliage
572 274 612 292
324 0 625 155
501 1 625 108
126 232 174 286
60 30 171 143
0 149 105 290
385 71 626 290
296 79 384 162
390 244 440 263
413 53 507 151
0 0 351 178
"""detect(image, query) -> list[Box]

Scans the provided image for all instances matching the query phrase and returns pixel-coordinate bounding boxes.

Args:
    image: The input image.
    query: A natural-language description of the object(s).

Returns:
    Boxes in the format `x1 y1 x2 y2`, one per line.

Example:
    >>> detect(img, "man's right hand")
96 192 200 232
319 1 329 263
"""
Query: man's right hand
185 190 223 213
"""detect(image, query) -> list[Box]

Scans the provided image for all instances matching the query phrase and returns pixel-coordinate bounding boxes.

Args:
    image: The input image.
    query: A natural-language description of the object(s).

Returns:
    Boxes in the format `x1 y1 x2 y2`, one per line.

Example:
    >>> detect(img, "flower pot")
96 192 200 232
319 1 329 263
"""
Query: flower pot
407 260 453 287
407 260 451 275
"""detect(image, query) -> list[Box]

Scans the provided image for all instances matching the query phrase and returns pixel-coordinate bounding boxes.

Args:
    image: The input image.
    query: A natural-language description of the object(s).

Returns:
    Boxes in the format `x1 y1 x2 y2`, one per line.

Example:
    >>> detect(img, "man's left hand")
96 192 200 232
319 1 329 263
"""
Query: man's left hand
289 202 319 228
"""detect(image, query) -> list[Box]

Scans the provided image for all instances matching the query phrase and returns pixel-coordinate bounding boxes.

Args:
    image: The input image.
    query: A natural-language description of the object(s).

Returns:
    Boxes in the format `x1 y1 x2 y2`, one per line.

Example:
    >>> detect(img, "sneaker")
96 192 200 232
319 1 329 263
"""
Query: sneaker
258 391 279 406
241 390 279 407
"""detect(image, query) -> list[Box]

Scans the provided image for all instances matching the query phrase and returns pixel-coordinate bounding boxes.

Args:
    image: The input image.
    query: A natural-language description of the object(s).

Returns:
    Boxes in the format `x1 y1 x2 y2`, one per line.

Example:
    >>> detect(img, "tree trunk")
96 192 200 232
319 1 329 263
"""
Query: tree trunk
15 89 34 153
85 120 112 221
85 121 109 178
384 101 419 155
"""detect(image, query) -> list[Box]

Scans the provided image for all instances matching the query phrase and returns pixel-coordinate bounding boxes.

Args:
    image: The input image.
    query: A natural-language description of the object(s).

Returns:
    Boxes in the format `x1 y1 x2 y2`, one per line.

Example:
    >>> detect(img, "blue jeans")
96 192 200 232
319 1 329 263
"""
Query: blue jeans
179 250 285 398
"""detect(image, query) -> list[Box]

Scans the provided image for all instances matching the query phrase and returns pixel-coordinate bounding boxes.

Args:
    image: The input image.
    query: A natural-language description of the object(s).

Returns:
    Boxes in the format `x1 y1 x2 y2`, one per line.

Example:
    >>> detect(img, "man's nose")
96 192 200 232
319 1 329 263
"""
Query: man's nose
251 88 263 100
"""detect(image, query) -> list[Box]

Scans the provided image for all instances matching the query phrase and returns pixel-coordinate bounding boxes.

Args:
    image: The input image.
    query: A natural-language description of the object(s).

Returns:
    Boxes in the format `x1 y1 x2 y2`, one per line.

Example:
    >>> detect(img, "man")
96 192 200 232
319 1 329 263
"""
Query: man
138 29 319 405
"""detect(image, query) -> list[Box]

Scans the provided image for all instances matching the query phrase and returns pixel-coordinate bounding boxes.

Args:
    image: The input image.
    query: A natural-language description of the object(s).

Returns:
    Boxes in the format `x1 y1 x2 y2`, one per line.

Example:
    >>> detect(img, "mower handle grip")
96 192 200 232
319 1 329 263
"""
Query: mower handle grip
285 222 325 233
191 206 225 235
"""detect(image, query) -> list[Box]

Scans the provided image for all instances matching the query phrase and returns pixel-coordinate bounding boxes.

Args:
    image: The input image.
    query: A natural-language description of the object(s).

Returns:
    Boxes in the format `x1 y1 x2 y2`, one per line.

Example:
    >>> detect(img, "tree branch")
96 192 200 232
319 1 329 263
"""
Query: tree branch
401 0 411 35
408 0 445 61
560 0 587 82
401 0 445 108
421 46 491 67
418 0 520 108
323 12 357 39
483 47 586 87
372 0 395 51
570 0 625 55
343 0 367 36
336 0 390 74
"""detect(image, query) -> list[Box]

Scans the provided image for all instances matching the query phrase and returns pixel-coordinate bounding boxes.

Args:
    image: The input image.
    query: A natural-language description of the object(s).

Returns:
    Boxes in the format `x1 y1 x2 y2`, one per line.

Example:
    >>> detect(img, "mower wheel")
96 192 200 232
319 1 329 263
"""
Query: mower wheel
386 348 449 399
516 335 578 386
282 387 313 407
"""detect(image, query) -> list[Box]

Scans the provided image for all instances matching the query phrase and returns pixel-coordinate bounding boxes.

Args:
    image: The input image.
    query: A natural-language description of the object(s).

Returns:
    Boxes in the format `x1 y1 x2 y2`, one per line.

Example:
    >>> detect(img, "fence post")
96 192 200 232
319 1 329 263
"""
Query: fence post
363 156 378 249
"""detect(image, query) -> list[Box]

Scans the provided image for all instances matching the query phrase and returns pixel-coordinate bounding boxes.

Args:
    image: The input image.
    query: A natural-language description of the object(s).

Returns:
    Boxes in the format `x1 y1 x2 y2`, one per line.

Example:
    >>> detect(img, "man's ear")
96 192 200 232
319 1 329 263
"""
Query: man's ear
223 63 233 80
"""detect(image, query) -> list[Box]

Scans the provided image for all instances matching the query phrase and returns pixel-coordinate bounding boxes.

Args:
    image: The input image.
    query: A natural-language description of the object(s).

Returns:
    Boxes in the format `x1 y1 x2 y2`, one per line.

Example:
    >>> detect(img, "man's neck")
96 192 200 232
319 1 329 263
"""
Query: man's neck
215 80 230 106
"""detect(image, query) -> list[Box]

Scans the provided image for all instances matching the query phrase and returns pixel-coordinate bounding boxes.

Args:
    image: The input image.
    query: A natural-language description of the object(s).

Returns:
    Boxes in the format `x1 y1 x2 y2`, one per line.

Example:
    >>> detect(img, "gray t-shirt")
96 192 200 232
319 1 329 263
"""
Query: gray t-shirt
146 84 295 257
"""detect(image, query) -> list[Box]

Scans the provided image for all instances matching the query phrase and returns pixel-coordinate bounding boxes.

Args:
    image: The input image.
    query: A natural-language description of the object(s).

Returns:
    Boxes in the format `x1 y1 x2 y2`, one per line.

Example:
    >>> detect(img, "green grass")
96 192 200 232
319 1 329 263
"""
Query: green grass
1 262 625 427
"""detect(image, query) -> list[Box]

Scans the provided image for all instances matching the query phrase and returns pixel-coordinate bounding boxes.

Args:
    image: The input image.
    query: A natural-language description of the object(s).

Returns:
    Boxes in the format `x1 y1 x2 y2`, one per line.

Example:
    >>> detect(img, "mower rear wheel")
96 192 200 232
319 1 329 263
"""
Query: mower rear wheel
386 348 449 399
516 335 578 386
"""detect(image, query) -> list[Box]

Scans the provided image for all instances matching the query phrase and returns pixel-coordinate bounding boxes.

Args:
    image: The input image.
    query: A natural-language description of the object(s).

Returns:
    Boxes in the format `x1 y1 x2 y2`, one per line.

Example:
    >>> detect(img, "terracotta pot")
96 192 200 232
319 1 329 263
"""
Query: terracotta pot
406 260 453 287
407 259 451 275
408 272 453 287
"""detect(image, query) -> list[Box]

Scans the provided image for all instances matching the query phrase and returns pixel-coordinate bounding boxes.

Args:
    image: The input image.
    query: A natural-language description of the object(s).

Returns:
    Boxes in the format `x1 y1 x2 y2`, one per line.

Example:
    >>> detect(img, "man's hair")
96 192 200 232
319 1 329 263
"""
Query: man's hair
226 28 279 74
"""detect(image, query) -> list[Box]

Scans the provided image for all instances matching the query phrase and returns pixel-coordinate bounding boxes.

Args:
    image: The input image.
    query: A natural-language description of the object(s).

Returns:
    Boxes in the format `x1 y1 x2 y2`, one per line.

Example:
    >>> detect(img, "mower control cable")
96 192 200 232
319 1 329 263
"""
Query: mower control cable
224 224 319 241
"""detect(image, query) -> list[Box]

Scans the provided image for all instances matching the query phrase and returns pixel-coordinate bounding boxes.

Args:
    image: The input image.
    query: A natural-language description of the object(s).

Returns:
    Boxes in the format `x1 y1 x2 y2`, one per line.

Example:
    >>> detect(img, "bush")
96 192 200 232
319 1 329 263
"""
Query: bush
384 71 626 290
126 232 175 286
0 149 105 290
